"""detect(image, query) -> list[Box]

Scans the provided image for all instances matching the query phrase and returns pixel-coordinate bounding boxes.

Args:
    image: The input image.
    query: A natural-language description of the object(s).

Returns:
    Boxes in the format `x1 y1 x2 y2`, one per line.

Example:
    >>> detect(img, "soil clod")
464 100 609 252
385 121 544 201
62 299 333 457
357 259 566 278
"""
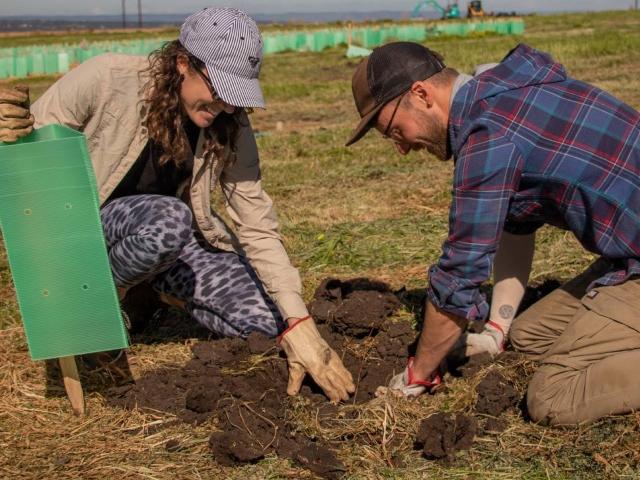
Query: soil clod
457 352 493 378
164 439 182 452
309 278 401 337
290 443 346 480
475 369 520 417
415 412 477 462
209 430 265 466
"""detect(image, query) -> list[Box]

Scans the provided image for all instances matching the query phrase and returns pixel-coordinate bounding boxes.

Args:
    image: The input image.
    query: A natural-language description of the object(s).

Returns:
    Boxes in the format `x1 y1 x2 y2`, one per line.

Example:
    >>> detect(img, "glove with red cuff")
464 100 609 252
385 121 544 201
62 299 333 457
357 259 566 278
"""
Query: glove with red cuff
464 320 505 358
278 315 355 403
375 357 442 398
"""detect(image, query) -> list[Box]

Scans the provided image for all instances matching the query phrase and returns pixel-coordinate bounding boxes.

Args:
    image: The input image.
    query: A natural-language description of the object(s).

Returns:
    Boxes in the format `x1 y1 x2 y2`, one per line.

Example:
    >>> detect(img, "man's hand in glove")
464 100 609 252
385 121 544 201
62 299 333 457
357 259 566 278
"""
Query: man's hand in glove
375 357 442 398
464 321 505 358
0 85 34 143
278 316 355 403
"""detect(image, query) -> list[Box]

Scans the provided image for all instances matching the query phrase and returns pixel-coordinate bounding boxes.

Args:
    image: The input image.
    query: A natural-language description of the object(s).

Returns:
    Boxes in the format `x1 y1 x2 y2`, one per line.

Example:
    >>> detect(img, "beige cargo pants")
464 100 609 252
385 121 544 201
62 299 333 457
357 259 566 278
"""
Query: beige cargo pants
510 258 640 426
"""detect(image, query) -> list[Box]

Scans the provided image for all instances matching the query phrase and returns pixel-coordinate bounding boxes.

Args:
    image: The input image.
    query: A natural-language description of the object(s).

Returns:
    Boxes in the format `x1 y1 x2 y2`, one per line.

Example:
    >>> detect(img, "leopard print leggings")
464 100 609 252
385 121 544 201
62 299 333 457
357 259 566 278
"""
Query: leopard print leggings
100 195 285 338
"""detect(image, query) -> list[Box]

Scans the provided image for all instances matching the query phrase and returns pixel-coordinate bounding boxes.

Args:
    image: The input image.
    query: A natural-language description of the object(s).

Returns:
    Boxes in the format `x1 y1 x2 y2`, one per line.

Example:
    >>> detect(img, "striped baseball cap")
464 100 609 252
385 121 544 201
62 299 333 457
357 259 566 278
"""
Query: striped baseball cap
179 8 265 108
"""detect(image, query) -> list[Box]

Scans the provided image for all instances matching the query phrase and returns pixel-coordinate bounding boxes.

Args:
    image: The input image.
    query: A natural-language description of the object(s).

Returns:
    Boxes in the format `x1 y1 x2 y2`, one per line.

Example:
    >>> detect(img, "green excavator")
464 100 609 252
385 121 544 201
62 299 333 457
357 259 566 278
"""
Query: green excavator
411 1 486 20
411 0 461 20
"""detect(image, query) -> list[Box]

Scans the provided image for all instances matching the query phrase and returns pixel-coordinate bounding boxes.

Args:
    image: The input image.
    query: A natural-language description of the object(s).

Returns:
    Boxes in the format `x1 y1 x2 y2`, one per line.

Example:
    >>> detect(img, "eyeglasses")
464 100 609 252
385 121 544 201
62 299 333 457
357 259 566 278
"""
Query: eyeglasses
382 91 407 139
193 66 221 103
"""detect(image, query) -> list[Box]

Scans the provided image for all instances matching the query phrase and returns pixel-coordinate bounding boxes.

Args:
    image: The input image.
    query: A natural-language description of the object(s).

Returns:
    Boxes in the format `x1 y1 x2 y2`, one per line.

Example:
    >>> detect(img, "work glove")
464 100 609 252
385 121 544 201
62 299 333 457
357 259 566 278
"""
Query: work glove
278 316 355 403
464 320 505 358
0 85 34 143
375 357 442 398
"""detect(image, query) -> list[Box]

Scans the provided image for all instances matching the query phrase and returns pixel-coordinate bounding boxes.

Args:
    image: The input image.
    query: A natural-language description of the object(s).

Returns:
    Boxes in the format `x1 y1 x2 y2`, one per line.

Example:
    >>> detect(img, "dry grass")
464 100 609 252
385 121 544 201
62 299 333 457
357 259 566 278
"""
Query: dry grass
2 10 640 479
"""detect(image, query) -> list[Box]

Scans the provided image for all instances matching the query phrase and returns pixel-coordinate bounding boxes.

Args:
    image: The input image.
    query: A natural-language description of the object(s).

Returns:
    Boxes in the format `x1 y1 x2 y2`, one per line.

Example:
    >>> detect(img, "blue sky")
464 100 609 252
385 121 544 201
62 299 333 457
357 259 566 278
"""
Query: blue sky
0 1 636 16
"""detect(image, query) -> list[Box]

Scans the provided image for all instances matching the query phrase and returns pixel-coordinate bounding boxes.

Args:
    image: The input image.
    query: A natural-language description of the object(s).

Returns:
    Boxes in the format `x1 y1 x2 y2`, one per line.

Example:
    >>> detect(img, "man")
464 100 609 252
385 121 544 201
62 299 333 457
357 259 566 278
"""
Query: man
346 41 640 426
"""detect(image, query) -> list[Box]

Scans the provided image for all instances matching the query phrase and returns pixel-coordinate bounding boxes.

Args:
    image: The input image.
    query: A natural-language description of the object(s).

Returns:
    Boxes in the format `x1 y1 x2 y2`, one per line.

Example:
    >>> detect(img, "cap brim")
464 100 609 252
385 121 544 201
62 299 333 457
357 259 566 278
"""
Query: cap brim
345 101 385 147
207 65 265 109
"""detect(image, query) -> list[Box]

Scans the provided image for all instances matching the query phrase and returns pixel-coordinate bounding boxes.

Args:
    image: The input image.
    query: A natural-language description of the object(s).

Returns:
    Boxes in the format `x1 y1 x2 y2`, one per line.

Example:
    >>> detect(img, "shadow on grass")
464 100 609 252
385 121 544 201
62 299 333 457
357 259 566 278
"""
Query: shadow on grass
44 282 214 398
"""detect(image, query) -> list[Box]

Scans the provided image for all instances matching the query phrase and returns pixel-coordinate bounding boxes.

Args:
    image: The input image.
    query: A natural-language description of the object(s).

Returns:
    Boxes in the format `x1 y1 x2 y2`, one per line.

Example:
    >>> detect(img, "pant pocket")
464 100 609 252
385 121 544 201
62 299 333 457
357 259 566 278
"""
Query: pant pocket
581 280 640 334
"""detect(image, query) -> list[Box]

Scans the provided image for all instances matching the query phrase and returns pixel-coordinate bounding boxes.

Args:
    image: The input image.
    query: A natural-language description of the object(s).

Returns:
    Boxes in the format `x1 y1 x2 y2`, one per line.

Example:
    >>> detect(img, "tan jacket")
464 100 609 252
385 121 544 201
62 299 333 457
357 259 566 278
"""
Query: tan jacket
32 53 308 319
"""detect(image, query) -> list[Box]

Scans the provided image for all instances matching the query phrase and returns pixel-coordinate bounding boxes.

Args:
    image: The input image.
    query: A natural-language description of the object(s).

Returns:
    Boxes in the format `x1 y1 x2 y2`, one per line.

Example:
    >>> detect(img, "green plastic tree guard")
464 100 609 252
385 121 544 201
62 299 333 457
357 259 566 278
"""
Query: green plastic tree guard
14 57 28 78
0 58 9 79
31 53 45 75
58 52 70 74
44 52 59 75
346 45 373 58
0 20 527 78
511 20 525 35
0 124 128 361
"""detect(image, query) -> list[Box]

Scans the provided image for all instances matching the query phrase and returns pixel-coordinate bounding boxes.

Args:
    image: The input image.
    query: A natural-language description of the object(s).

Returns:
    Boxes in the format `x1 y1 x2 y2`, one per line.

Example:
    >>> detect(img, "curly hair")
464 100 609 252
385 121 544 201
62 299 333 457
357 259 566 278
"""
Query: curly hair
141 39 243 166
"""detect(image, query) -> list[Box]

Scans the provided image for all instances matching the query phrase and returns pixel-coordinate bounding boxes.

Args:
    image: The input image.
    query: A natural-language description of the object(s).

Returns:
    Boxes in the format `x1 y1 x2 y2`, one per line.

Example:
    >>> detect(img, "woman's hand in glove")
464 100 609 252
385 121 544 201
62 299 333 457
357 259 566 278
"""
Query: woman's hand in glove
0 85 34 142
278 316 355 403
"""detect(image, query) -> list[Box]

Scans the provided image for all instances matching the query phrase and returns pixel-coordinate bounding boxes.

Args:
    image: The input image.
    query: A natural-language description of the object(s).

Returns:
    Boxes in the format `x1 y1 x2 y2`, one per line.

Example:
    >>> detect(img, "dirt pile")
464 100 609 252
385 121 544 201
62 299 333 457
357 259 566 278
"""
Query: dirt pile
110 277 538 472
475 369 520 417
207 399 345 479
309 278 412 403
310 278 402 337
455 352 493 378
415 413 477 462
313 319 416 403
112 331 344 477
413 353 524 460
110 278 407 478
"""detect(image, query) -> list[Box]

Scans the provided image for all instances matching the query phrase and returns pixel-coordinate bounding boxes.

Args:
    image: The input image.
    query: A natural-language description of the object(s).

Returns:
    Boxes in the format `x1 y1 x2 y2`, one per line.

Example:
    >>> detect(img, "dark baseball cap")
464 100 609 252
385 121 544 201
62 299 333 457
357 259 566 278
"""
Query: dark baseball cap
346 42 446 146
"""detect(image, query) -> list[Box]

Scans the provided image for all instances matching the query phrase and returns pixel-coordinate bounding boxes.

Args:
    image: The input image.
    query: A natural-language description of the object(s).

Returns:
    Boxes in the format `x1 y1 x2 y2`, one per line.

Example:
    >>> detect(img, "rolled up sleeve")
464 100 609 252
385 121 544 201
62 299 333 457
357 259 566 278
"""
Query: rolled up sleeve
427 129 524 320
220 115 308 320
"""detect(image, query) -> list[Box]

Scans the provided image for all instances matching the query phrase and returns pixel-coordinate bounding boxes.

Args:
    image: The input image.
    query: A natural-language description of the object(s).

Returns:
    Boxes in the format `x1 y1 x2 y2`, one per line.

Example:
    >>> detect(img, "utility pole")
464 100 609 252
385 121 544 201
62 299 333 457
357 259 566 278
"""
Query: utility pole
121 0 126 28
137 0 143 28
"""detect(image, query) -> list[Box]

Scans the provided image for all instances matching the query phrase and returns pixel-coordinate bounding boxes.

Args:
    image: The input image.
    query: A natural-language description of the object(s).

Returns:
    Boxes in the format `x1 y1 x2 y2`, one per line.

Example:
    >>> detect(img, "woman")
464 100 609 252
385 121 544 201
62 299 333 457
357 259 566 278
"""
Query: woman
0 7 354 403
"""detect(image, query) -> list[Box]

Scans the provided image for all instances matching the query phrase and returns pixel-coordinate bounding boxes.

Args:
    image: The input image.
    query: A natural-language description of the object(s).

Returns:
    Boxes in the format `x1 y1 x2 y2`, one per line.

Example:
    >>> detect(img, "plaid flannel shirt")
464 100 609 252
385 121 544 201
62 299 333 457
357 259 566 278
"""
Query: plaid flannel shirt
427 44 640 320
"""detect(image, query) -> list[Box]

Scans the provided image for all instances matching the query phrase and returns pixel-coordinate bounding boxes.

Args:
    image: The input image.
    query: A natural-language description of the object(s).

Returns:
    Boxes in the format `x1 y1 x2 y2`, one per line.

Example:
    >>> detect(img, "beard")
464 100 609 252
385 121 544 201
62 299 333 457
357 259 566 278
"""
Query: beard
413 108 451 161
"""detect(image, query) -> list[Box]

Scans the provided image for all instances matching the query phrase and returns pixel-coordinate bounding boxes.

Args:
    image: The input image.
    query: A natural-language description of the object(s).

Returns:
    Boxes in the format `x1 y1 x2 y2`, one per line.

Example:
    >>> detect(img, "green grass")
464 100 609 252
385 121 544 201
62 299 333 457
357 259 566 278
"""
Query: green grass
1 10 640 479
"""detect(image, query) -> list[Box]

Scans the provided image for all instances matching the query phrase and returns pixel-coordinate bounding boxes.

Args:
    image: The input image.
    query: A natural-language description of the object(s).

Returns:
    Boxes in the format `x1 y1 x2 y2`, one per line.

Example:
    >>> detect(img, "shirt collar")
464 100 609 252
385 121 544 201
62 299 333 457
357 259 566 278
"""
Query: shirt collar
449 73 473 109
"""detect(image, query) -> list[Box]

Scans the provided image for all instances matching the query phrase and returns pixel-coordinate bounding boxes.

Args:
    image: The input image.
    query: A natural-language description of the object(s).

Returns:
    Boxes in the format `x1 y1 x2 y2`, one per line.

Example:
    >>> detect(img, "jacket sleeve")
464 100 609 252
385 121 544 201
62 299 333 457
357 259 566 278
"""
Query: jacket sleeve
219 115 308 320
31 55 103 130
427 129 524 321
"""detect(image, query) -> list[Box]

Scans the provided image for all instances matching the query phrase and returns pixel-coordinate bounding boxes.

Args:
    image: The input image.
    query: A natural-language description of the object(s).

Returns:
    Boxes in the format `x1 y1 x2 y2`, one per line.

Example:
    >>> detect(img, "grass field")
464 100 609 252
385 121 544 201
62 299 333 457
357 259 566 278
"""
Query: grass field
2 10 640 479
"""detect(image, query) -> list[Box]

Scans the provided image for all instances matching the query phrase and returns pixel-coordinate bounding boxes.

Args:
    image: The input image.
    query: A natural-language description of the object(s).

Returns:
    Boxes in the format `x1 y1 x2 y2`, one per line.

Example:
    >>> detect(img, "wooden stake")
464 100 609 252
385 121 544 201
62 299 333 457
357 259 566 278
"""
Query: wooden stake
58 356 85 416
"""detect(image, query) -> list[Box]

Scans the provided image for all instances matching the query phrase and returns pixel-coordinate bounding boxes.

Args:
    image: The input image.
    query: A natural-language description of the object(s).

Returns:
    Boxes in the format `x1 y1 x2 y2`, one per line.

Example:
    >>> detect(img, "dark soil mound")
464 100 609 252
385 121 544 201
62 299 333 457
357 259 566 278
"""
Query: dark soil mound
415 413 477 462
475 369 520 417
309 278 401 337
288 322 416 405
109 278 411 478
207 397 346 479
113 332 344 477
455 352 493 378
288 443 347 480
108 276 537 474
